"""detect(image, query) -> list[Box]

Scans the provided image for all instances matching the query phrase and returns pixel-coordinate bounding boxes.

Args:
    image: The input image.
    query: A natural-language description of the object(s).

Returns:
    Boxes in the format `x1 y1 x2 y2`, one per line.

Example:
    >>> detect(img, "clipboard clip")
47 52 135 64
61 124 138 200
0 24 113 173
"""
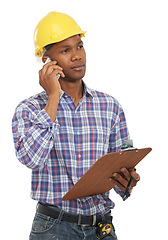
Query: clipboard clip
121 139 137 152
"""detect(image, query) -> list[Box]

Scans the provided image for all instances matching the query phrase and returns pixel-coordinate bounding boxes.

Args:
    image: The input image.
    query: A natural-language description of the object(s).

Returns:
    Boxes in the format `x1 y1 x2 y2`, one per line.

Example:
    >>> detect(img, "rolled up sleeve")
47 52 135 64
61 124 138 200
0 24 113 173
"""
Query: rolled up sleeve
12 103 60 171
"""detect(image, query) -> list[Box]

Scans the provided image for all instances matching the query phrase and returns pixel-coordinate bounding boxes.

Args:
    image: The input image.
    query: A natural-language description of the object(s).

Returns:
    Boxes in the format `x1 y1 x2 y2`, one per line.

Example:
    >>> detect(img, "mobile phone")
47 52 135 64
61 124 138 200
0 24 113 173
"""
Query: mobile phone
45 57 60 80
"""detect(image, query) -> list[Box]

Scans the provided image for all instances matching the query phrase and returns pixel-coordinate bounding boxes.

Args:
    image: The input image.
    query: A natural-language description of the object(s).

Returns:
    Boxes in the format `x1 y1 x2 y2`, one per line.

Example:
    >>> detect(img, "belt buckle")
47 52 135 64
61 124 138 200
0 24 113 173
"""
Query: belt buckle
78 214 97 226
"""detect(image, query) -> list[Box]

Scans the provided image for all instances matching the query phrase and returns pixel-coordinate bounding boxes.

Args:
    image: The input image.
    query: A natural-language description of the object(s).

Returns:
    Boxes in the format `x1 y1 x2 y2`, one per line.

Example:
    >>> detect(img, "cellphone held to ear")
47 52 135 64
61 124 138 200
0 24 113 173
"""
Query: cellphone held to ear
45 58 60 80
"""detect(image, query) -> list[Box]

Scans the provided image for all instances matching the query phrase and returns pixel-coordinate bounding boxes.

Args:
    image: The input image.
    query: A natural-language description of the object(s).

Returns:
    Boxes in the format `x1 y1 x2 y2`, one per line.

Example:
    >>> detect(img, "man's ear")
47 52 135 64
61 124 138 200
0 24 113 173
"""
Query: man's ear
42 56 48 63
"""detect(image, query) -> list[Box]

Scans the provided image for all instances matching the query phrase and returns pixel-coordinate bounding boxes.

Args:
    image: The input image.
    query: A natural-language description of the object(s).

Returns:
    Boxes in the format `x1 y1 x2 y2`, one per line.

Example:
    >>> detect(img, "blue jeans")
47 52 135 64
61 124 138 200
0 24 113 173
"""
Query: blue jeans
29 212 118 240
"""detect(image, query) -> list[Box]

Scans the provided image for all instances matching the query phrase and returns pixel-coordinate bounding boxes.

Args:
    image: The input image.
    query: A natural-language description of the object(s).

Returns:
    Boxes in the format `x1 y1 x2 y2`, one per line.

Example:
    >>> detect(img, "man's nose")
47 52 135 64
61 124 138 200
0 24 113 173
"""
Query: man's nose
71 49 81 61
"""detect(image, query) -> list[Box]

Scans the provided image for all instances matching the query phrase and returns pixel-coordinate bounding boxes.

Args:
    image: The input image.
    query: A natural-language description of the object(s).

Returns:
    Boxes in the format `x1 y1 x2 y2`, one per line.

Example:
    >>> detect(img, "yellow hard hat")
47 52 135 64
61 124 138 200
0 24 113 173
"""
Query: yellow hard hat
34 11 86 57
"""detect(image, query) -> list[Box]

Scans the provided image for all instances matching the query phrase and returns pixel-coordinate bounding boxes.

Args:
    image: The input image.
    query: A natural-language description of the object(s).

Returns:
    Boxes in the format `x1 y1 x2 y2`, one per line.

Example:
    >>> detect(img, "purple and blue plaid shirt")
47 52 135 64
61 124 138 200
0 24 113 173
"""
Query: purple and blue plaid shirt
12 82 129 215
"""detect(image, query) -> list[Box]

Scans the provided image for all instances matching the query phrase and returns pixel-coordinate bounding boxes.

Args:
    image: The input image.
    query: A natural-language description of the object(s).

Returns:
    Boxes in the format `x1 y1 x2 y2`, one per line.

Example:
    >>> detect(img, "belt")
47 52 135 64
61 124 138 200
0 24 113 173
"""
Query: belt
37 202 112 226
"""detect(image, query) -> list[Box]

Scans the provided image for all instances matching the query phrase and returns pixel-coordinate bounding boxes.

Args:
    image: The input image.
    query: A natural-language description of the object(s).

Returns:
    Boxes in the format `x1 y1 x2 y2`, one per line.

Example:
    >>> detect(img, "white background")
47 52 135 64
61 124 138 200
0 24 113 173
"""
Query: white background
1 0 167 239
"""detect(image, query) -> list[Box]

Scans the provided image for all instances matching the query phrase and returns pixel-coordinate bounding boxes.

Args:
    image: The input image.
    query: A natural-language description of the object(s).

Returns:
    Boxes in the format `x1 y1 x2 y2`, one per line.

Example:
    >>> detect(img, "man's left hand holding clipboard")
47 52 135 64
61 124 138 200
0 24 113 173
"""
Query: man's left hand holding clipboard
110 140 140 199
110 167 140 197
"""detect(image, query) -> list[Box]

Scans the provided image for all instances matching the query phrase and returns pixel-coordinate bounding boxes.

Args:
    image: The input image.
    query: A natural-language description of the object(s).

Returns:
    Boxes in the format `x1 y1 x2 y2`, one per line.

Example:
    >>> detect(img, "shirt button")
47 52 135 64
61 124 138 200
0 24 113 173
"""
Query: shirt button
77 131 80 135
78 154 81 158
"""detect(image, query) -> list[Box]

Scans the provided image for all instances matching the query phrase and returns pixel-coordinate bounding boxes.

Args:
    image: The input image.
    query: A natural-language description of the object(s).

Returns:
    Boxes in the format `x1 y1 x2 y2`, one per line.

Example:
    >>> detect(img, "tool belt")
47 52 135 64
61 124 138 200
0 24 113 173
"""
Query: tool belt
37 202 112 226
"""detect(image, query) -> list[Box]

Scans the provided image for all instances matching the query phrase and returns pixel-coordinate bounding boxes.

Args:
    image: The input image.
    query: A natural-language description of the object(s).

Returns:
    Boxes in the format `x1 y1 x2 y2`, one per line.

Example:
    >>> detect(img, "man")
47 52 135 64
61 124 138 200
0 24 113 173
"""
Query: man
12 12 140 239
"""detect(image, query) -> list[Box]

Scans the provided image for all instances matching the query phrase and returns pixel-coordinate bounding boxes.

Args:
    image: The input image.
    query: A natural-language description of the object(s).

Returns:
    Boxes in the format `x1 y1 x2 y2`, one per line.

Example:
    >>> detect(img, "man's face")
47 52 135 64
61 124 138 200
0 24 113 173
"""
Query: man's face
46 35 86 82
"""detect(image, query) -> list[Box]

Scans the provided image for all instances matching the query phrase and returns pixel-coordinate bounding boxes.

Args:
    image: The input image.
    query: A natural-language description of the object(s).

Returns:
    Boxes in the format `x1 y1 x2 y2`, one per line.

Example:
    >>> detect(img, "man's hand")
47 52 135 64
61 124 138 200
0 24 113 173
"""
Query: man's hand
39 60 65 97
111 168 140 192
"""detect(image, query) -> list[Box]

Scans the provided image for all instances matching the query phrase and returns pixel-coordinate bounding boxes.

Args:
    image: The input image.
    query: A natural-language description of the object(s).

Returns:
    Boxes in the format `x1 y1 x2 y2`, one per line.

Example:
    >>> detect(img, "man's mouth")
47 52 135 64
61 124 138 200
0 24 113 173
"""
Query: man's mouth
71 64 85 71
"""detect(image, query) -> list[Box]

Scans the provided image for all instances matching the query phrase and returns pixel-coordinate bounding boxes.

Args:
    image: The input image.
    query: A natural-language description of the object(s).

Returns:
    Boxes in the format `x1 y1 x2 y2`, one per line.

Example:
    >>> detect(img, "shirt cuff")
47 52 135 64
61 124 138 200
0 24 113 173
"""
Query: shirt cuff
48 122 60 139
33 109 54 128
114 185 132 200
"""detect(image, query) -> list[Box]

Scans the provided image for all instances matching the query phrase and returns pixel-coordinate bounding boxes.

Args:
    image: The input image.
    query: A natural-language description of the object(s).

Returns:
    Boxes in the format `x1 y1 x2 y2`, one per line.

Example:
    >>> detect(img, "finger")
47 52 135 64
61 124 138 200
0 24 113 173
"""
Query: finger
128 179 137 190
121 168 131 181
50 69 65 78
41 61 58 75
60 71 65 78
112 173 128 188
44 60 57 66
46 65 63 75
130 170 140 182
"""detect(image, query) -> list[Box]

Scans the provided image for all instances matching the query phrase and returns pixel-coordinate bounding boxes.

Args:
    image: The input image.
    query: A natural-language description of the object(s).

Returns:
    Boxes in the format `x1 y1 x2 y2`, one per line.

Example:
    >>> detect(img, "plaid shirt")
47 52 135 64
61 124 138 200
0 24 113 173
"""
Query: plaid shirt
12 83 129 215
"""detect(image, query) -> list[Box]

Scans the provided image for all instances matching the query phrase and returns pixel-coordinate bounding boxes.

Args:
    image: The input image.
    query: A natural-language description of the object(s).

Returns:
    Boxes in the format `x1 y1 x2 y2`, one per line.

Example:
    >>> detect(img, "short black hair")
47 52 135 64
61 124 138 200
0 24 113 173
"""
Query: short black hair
45 43 55 51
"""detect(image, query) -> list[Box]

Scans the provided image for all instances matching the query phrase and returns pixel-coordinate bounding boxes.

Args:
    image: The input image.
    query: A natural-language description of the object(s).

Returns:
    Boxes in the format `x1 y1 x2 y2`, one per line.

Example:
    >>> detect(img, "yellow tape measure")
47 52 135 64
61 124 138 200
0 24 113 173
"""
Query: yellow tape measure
96 222 112 239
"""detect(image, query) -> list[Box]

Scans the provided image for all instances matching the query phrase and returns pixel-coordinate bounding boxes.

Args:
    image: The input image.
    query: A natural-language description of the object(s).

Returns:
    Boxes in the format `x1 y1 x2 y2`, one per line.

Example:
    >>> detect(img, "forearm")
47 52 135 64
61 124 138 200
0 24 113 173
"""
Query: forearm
45 95 60 122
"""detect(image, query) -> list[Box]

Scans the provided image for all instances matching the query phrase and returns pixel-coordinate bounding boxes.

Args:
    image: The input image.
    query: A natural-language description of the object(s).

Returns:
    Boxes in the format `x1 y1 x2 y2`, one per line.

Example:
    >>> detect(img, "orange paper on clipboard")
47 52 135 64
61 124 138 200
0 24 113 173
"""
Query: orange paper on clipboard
62 148 152 201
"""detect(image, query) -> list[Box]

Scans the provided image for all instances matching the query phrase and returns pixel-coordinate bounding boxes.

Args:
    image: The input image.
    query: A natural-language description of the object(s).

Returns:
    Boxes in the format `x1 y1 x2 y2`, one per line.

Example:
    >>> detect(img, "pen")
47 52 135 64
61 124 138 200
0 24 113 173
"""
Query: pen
123 168 136 201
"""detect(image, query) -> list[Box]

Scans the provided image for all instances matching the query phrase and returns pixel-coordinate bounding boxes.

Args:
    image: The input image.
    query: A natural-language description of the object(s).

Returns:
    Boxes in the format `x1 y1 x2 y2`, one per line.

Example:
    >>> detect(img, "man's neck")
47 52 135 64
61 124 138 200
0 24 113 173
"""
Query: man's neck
59 79 84 106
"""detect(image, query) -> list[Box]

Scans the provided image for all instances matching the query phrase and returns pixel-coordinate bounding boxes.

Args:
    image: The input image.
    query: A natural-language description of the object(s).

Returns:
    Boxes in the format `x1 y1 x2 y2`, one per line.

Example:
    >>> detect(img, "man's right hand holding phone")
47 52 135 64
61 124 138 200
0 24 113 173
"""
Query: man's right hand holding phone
39 59 65 97
39 59 65 122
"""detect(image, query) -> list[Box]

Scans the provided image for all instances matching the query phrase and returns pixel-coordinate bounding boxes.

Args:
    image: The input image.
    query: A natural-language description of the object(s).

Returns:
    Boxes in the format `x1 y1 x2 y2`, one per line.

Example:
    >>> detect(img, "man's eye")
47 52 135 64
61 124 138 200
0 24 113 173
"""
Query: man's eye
78 45 83 49
62 49 68 53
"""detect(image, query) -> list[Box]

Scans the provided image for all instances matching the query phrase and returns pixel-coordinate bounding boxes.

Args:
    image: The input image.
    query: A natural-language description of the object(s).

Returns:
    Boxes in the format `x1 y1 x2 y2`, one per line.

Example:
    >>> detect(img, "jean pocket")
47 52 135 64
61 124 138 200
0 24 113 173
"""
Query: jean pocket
31 213 56 234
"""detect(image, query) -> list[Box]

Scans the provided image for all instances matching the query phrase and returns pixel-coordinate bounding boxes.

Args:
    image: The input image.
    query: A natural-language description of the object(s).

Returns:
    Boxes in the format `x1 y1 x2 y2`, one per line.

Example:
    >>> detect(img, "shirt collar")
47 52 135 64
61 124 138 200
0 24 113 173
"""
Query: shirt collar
60 81 93 99
83 81 93 98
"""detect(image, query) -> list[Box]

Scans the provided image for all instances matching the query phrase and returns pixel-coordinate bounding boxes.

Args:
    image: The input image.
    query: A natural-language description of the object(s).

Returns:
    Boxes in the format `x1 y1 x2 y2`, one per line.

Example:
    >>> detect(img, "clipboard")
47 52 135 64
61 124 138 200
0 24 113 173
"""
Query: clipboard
62 147 152 201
